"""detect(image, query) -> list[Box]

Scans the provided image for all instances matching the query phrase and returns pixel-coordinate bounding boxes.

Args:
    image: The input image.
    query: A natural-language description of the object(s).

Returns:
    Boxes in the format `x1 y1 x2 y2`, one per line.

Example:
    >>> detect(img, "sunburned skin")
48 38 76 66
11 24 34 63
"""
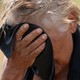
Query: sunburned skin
1 0 79 80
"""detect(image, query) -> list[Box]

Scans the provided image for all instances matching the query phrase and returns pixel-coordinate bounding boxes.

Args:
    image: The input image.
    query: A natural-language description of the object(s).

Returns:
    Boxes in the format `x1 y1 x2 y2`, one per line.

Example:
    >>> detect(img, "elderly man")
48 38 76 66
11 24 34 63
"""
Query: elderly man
0 0 80 80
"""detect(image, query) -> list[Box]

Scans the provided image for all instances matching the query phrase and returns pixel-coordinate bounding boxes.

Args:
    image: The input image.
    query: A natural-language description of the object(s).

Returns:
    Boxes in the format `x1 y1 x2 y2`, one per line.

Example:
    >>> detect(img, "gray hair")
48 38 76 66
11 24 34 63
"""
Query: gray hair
0 0 80 31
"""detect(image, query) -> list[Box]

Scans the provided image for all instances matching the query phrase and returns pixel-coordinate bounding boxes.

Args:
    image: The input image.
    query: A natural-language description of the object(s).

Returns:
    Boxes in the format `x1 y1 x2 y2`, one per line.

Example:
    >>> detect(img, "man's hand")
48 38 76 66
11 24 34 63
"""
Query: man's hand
1 24 47 80
8 24 47 69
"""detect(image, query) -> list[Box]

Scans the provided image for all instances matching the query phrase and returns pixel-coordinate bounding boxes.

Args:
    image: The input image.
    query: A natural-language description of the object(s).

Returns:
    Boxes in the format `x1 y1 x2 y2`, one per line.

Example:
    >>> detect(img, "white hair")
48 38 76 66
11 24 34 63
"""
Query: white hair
0 0 80 31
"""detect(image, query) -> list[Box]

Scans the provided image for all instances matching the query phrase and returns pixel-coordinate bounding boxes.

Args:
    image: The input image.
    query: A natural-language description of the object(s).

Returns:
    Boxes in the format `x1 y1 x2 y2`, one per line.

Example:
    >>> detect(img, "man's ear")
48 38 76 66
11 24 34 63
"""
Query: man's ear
68 11 77 33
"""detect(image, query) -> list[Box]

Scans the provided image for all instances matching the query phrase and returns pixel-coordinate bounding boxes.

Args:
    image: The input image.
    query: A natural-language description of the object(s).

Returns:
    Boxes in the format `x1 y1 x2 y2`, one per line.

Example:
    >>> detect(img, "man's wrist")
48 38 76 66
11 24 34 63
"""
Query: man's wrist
1 60 28 80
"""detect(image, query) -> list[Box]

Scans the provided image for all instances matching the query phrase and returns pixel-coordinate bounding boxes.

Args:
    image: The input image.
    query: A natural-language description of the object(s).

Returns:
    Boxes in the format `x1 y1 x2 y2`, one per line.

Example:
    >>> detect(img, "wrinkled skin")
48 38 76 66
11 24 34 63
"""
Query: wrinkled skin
8 24 47 69
1 13 77 80
1 24 47 80
1 0 78 80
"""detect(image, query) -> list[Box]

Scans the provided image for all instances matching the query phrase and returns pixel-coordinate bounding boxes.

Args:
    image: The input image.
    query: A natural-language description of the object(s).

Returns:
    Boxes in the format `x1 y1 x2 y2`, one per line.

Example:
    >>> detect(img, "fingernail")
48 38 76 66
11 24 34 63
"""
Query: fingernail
42 34 47 39
37 28 42 33
42 43 46 47
23 24 29 28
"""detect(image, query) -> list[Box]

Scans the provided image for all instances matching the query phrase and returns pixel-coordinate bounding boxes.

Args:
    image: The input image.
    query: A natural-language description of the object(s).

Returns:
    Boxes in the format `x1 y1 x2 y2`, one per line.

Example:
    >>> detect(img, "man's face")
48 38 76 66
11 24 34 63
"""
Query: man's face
4 0 77 77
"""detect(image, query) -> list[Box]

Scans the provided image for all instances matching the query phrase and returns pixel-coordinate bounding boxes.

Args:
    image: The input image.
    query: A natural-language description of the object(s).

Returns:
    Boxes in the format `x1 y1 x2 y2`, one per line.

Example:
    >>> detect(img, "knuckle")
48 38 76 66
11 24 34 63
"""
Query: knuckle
31 38 42 48
29 33 34 38
36 47 43 54
36 49 41 54
39 46 44 51
38 45 44 52
16 32 20 38
33 52 38 58
33 51 37 55
20 27 25 33
16 32 22 40
30 30 37 37
34 51 39 57
16 35 20 41
15 34 22 41
36 37 43 43
15 43 21 48
22 38 28 43
38 43 45 51
29 44 34 49
33 41 38 47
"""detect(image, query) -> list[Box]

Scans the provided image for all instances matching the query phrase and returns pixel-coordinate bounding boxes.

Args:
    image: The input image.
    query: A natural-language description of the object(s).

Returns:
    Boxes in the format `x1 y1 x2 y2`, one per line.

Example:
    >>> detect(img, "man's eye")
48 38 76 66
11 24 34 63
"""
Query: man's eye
17 6 35 15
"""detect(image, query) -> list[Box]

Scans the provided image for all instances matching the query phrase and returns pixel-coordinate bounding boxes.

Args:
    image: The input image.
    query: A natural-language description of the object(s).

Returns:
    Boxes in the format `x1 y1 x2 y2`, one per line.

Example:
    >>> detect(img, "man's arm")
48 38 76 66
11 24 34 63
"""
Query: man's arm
0 24 47 80
0 56 27 80
1 63 27 80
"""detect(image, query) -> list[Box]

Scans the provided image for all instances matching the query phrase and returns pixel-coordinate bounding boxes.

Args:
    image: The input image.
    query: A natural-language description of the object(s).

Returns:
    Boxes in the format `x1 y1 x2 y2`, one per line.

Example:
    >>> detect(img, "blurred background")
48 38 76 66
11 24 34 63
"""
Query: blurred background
0 0 80 69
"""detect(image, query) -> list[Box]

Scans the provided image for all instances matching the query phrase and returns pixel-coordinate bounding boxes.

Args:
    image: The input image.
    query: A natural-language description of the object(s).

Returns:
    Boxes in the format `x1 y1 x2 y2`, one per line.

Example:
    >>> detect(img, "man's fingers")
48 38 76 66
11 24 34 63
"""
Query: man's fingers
16 24 29 41
20 28 43 47
29 43 46 59
26 34 47 53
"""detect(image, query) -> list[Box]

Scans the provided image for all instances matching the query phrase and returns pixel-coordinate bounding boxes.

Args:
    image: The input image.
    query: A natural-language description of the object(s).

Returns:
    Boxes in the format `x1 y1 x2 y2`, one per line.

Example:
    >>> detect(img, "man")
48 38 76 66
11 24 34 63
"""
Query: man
0 0 80 80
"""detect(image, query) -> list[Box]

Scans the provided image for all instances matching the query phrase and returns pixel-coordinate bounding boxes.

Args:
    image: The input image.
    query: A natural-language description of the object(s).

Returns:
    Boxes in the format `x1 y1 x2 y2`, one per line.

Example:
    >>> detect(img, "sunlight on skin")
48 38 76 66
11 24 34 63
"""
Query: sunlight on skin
0 0 79 69
0 0 79 72
0 51 5 69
